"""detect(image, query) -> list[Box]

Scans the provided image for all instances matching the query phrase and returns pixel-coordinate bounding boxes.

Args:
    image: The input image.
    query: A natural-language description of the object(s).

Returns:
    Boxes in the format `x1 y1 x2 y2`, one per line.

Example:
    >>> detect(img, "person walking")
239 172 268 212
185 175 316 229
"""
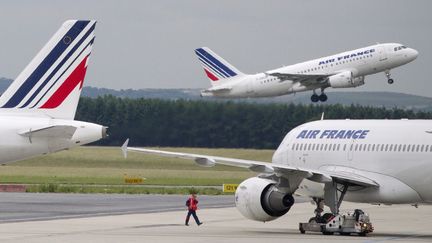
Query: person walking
185 193 202 226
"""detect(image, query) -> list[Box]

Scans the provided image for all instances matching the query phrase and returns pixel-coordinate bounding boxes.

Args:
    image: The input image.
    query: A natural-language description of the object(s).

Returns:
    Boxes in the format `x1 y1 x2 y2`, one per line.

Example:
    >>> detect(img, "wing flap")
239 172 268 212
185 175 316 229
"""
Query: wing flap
124 145 379 188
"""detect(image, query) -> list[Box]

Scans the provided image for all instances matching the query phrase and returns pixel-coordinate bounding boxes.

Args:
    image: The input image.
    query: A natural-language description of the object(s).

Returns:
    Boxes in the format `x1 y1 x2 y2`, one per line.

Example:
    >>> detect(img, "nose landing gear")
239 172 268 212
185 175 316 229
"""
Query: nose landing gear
385 70 394 84
299 181 374 236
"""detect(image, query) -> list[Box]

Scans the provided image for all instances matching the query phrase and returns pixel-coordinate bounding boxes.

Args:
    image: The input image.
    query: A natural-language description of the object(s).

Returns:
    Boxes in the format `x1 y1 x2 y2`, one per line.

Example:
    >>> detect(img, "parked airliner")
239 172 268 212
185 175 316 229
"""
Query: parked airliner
195 44 418 102
122 118 432 232
0 20 106 163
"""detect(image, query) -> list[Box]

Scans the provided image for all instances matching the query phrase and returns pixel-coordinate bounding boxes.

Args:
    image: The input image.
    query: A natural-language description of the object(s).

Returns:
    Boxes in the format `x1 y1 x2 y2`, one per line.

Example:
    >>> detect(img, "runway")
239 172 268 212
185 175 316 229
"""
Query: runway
0 193 431 243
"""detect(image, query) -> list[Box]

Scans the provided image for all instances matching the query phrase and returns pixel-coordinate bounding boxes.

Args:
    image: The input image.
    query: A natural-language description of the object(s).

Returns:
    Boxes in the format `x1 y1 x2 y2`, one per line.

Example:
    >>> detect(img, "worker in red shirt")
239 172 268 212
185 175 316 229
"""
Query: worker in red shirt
185 194 202 226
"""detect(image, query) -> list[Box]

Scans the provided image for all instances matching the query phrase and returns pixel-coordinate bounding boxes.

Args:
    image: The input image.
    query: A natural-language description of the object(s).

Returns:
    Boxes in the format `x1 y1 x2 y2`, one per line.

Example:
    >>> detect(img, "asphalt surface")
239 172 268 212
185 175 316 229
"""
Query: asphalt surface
0 193 234 223
1 199 431 243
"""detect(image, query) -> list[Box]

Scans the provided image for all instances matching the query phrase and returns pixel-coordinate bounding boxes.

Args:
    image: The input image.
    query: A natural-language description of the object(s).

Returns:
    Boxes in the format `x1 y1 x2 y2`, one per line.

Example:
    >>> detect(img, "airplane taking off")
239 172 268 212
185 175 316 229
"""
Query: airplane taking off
123 118 432 234
195 44 418 102
0 20 106 163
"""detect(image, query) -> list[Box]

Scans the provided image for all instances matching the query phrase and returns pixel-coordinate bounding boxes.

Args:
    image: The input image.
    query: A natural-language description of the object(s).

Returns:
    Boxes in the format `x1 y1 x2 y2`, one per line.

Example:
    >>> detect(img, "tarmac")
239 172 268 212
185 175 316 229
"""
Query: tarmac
0 193 431 243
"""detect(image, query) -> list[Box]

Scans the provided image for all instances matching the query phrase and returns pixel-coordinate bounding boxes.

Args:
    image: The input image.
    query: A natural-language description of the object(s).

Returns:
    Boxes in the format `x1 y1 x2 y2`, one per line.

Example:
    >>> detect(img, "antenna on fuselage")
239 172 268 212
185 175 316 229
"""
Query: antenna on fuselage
321 112 325 120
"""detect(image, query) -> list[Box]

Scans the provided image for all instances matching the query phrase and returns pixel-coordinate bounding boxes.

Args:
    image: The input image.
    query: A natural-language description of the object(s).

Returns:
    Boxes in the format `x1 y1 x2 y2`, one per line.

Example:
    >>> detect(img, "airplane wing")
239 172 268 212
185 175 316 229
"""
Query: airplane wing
19 125 77 139
121 139 378 188
268 72 331 86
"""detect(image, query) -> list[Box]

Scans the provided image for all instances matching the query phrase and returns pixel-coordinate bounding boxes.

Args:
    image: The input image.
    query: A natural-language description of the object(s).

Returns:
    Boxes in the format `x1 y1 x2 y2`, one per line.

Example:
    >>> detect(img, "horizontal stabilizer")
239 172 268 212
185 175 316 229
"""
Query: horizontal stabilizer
19 125 77 139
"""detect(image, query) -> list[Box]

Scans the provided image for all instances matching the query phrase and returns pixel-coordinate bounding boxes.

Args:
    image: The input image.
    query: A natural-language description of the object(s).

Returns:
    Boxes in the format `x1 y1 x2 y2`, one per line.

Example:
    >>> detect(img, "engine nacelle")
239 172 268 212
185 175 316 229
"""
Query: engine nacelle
235 177 295 222
328 71 365 88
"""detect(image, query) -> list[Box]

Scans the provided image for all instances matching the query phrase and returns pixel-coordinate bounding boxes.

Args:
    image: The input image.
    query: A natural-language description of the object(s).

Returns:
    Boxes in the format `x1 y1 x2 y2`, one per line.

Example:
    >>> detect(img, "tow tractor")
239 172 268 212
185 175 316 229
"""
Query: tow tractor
299 181 374 236
299 209 374 236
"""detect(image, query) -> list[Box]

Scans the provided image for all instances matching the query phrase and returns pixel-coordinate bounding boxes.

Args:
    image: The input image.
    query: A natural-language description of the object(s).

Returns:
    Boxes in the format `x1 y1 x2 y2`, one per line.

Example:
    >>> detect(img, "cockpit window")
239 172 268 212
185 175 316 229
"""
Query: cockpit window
394 45 407 51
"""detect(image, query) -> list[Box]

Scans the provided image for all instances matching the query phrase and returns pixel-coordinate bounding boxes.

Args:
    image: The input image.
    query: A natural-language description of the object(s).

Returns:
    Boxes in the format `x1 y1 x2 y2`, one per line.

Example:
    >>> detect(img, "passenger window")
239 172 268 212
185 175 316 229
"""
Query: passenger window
350 144 353 151
300 144 303 151
355 144 358 151
337 144 340 151
371 144 375 151
367 144 371 151
389 144 393 151
416 145 420 152
343 144 347 151
426 145 429 152
398 144 402 151
403 144 406 152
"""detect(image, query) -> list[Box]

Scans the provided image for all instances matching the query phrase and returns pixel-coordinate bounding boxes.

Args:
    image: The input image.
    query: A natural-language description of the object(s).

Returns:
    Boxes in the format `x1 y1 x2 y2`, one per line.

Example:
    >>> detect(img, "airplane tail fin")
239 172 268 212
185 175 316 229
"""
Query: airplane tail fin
0 20 96 120
195 47 245 86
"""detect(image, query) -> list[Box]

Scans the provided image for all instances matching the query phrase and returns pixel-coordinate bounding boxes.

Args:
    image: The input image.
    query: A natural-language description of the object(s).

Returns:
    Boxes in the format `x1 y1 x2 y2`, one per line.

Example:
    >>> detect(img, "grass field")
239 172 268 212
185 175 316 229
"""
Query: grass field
0 146 274 194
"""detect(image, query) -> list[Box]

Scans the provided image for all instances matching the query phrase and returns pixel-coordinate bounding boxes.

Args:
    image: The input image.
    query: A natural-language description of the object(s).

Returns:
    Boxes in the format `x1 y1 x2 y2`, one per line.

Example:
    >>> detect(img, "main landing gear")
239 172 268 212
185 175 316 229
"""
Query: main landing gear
311 90 328 103
299 181 374 236
385 70 394 84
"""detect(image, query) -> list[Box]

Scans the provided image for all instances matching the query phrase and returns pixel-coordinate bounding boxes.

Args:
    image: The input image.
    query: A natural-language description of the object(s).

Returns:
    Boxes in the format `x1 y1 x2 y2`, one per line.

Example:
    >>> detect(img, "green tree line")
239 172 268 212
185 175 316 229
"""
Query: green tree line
76 95 432 149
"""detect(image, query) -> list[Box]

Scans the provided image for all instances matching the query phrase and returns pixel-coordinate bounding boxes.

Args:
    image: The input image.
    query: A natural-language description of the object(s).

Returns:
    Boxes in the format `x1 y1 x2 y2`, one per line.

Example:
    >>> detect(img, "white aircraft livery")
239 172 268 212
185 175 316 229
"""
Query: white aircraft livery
122 118 432 234
195 44 418 102
0 20 106 163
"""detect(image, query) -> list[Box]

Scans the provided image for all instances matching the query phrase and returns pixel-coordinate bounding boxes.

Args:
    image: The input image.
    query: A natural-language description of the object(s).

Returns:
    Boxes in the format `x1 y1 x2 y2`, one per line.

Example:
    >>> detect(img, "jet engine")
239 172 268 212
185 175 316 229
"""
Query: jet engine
235 177 295 222
328 71 365 88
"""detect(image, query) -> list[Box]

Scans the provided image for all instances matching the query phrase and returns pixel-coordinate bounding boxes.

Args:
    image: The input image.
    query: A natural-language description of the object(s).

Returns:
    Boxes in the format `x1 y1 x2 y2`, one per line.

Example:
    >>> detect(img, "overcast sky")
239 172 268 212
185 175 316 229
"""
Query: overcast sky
0 0 430 96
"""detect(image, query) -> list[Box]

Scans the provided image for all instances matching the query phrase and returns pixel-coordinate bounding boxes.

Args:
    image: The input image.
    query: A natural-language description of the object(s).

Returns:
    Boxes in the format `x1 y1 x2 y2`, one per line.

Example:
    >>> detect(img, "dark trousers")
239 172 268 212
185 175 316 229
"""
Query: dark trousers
185 209 200 224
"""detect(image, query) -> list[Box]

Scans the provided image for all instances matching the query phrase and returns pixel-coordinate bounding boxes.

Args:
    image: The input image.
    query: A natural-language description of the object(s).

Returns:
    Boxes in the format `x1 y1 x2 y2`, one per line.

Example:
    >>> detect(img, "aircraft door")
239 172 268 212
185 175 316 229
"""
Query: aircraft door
378 46 388 62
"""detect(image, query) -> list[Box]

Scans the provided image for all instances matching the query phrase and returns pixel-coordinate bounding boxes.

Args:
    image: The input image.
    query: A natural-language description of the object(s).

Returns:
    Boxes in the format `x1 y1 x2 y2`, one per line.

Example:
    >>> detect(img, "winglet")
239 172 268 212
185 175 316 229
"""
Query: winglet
121 139 129 159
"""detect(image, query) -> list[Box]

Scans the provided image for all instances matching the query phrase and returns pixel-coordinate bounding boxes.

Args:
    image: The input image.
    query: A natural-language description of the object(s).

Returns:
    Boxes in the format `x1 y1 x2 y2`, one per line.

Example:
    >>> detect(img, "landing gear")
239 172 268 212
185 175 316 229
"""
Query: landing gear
299 181 374 236
310 90 328 103
385 70 394 84
319 93 328 102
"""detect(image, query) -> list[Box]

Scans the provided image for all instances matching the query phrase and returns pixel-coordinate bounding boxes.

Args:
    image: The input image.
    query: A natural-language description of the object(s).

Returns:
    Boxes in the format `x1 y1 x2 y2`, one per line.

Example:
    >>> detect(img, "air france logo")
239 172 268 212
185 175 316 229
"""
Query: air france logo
296 129 370 139
318 49 375 65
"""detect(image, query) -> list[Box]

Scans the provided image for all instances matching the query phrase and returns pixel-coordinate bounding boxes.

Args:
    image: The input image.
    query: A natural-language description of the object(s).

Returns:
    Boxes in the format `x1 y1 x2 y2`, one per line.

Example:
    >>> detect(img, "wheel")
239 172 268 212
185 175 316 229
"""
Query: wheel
308 217 317 223
388 78 394 84
299 224 306 234
319 94 328 102
340 232 351 236
311 94 319 103
359 232 367 237
321 213 334 223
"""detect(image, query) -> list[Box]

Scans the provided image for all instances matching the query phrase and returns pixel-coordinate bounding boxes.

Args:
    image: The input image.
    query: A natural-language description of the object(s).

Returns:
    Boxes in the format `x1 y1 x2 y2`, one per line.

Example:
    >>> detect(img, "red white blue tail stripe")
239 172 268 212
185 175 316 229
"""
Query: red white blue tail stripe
195 47 243 83
0 20 96 112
